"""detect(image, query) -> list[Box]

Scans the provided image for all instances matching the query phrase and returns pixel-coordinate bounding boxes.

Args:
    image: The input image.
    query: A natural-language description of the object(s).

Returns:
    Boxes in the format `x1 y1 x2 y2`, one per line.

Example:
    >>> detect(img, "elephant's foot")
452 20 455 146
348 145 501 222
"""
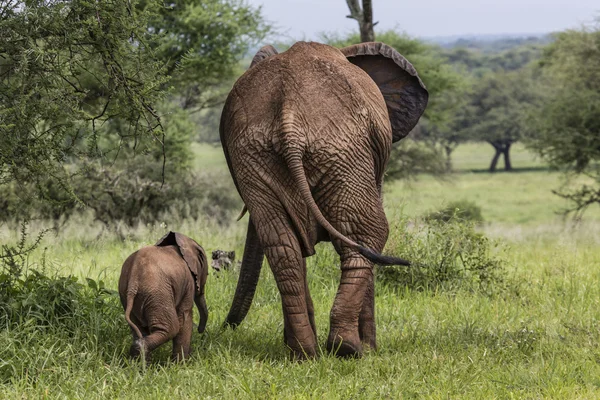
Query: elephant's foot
359 333 377 351
288 345 318 361
171 349 191 363
284 324 318 361
326 331 363 358
130 339 150 362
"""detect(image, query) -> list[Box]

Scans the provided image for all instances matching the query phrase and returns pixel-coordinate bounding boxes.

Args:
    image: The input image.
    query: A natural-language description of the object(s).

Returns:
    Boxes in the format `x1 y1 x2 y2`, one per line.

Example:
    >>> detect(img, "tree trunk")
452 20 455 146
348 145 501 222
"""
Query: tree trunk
444 145 453 172
346 0 375 42
502 143 513 171
489 147 501 172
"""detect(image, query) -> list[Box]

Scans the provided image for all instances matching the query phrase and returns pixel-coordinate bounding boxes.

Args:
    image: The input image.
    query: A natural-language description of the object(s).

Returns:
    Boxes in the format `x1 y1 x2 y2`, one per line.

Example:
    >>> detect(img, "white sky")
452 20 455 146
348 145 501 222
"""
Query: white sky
249 0 599 39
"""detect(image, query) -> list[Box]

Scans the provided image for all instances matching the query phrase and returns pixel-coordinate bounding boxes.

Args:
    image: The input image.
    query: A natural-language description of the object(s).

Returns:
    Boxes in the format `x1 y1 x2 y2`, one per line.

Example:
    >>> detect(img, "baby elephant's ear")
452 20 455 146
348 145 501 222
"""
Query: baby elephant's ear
156 232 205 294
341 42 429 142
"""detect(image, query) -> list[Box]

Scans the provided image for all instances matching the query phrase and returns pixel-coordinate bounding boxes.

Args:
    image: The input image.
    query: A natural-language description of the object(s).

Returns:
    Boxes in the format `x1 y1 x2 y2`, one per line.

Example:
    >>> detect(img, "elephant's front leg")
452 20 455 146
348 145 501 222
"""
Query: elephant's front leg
302 258 317 342
358 273 376 350
326 255 373 358
265 244 317 360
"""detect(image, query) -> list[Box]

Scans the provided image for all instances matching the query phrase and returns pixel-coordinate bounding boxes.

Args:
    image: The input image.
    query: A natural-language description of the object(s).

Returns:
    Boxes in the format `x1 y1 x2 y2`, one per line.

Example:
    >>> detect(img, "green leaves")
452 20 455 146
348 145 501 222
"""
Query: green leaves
526 21 600 213
0 0 168 194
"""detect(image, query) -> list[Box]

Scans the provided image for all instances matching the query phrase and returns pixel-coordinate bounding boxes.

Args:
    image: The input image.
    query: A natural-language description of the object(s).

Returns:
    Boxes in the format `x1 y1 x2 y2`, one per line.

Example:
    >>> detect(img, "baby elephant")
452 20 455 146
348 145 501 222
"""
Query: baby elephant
119 231 208 362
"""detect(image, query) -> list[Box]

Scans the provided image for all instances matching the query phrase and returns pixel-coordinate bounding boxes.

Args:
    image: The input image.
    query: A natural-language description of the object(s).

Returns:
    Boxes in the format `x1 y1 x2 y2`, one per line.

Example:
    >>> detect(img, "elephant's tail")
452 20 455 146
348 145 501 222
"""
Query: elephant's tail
284 152 411 267
124 289 143 340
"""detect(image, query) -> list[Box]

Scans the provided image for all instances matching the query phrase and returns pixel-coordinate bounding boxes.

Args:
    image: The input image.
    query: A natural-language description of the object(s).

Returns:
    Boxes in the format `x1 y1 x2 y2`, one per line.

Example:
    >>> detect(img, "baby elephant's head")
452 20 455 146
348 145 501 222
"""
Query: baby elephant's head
211 250 235 272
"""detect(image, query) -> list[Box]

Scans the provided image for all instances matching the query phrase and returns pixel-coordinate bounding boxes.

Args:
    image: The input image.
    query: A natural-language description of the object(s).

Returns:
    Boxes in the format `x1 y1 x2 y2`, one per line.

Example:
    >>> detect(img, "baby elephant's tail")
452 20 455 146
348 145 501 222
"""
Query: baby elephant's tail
124 289 143 340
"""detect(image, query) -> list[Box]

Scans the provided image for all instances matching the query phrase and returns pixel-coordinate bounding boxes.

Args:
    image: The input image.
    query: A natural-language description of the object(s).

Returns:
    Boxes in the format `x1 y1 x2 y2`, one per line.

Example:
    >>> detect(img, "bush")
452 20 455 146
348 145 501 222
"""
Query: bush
0 228 118 332
380 217 505 294
424 200 484 224
0 226 128 383
0 165 242 228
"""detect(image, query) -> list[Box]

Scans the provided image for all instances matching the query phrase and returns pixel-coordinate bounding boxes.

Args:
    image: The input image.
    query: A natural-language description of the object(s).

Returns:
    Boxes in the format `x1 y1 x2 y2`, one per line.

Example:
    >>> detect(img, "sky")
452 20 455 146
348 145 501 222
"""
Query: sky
248 0 599 40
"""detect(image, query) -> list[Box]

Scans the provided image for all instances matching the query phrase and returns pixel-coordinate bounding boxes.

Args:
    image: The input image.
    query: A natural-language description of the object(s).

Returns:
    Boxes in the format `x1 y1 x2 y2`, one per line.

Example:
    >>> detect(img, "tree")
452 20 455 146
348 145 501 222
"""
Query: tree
0 0 168 198
457 69 537 172
0 0 268 224
144 0 269 111
526 22 600 213
345 0 375 42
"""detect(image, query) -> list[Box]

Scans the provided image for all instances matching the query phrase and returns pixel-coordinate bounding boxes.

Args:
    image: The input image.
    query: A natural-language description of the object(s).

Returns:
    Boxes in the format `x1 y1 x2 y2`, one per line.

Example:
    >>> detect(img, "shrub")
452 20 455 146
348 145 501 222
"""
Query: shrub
0 227 118 332
0 165 242 228
424 200 484 224
380 217 505 294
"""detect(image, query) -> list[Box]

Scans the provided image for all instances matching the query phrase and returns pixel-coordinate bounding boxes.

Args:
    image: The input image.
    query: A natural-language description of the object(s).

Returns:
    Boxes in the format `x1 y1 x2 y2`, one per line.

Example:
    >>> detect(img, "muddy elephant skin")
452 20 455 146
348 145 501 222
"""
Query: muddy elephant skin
220 41 428 359
118 231 208 362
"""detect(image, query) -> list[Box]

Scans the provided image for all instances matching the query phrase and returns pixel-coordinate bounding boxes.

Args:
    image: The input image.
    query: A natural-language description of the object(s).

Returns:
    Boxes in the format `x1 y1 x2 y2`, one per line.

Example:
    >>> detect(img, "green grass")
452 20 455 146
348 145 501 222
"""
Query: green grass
2 142 600 398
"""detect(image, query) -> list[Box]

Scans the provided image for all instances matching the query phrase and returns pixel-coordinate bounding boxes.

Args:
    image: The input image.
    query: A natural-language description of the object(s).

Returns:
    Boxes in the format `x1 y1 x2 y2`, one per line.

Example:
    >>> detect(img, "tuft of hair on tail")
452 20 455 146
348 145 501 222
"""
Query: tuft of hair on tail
358 245 411 266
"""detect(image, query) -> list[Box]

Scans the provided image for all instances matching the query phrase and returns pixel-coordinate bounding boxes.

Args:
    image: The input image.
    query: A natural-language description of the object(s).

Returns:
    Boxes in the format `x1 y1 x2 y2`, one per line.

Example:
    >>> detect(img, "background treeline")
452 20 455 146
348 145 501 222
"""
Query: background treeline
1 1 599 229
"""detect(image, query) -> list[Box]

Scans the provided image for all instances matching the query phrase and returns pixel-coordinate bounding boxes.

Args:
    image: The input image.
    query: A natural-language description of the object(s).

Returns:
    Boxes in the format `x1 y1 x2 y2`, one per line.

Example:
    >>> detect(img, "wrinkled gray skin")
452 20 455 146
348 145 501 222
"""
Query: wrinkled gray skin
211 250 236 272
118 231 208 362
220 41 428 359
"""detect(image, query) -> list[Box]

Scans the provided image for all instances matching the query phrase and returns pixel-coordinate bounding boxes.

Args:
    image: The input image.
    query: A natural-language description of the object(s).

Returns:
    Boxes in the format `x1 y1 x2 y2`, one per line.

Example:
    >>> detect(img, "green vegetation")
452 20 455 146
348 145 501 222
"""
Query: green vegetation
424 200 484 224
0 0 266 224
2 2 600 397
2 143 600 398
526 21 600 213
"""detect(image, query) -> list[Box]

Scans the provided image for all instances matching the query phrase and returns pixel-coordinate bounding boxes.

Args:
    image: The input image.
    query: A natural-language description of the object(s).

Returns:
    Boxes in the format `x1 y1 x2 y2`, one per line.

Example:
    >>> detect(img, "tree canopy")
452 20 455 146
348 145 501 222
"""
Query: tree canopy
0 0 267 223
527 22 600 212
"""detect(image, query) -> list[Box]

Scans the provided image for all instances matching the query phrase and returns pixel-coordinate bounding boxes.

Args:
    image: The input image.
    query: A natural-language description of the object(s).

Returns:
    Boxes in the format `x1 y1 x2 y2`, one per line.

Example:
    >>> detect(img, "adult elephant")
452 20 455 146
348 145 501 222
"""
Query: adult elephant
220 41 428 359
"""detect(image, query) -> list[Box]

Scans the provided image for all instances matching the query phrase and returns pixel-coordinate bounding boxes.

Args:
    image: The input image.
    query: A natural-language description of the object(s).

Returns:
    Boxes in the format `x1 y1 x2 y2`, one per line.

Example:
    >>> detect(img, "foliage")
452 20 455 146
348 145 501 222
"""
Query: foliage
0 165 242 228
380 218 504 294
454 68 539 171
424 200 484 224
0 0 168 194
526 22 600 213
385 138 448 180
0 223 117 333
144 0 269 111
444 40 549 75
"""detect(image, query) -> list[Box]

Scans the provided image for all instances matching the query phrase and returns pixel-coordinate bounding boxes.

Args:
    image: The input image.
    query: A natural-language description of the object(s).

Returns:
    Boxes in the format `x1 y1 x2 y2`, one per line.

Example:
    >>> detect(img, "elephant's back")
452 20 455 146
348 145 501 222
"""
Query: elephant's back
119 246 191 298
222 42 390 155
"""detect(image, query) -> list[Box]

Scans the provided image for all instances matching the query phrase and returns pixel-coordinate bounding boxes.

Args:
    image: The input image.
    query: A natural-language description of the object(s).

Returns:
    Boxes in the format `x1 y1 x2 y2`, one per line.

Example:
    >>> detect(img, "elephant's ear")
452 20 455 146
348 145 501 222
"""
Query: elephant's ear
155 231 206 294
250 45 279 68
342 42 429 142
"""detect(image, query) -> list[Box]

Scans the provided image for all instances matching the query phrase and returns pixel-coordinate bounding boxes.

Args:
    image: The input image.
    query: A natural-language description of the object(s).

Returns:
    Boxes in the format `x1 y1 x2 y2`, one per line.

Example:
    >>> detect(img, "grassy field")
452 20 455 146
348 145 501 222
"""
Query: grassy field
2 143 600 398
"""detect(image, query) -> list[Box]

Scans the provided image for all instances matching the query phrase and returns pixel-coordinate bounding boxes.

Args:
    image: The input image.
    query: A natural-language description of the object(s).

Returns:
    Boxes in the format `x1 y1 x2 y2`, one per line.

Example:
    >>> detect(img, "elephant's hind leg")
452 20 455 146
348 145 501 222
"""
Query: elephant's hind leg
171 309 193 362
358 273 376 350
326 255 374 358
139 306 180 360
257 212 317 360
302 258 317 342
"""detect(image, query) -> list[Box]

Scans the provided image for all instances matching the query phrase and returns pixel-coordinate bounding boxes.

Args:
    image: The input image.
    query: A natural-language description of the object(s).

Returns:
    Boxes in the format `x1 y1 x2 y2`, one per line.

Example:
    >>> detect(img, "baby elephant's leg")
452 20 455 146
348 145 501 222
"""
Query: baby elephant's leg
129 315 150 358
172 309 193 362
138 307 180 360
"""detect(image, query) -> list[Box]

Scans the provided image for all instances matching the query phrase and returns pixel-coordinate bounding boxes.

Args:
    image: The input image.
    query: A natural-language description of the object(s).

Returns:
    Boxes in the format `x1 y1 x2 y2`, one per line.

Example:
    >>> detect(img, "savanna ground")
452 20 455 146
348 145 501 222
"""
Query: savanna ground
2 143 600 399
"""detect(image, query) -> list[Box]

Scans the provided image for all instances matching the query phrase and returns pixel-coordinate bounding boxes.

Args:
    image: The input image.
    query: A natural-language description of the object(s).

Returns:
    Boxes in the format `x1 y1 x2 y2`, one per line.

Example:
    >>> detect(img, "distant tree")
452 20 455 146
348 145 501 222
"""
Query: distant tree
458 69 537 172
415 89 472 171
526 22 600 213
345 0 375 42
